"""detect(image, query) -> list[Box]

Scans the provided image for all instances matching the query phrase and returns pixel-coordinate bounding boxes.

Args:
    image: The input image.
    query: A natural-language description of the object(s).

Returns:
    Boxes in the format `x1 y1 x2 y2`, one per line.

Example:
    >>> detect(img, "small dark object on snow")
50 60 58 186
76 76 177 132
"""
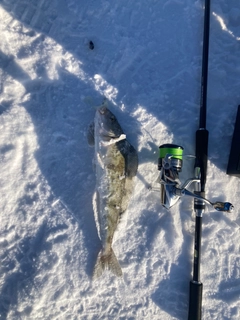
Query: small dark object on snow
89 41 94 50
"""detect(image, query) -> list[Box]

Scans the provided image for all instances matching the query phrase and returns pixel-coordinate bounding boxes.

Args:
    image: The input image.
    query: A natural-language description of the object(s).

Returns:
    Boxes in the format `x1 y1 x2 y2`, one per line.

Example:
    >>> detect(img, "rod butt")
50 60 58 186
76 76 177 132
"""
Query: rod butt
188 281 203 320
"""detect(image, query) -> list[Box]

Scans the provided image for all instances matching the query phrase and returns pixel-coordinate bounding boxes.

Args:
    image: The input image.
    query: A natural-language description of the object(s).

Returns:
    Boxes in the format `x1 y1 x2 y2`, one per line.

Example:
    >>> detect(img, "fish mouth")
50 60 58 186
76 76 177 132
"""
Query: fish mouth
98 106 107 115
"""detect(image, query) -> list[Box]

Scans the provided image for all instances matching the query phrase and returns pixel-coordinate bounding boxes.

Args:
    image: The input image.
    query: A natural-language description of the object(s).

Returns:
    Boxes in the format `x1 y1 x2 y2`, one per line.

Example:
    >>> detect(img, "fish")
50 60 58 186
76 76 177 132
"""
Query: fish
87 102 138 279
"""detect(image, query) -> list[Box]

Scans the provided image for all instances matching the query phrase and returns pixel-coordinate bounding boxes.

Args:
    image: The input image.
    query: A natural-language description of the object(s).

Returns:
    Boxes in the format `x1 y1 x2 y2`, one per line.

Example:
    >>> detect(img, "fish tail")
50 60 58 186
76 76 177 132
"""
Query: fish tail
92 248 122 280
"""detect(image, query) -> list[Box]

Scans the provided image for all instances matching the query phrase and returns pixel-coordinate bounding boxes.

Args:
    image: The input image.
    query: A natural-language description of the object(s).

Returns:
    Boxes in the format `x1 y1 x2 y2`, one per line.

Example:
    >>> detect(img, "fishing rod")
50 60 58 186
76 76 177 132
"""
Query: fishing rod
188 0 211 318
156 1 234 319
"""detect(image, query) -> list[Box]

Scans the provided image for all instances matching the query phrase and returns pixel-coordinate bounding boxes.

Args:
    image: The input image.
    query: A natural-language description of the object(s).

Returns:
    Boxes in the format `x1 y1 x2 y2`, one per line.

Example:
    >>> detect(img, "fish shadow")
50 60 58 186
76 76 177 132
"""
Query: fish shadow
0 39 103 274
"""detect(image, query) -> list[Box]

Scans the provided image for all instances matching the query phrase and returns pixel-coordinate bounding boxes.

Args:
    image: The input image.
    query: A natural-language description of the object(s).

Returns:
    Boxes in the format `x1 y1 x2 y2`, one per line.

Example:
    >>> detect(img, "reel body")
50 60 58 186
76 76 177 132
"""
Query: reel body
158 144 183 209
158 144 233 213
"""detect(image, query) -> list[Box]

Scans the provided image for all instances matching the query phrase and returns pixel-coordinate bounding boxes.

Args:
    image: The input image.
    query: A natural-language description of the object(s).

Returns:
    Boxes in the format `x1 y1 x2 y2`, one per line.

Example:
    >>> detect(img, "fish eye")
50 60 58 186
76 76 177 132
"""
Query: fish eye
110 115 115 121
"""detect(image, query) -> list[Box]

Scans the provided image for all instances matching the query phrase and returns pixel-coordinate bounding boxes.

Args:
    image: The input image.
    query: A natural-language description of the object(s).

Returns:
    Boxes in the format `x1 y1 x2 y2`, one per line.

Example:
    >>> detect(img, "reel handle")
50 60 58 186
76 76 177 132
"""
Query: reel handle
176 188 234 213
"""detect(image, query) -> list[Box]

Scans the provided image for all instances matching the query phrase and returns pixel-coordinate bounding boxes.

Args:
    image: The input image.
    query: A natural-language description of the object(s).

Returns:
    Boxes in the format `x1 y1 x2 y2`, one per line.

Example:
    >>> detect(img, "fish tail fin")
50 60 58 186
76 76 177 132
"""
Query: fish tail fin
92 248 122 280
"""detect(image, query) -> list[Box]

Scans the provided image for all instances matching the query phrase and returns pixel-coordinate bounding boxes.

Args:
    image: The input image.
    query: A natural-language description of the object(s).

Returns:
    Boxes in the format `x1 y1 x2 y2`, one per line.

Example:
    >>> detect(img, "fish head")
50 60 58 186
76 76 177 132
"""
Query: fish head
96 106 124 140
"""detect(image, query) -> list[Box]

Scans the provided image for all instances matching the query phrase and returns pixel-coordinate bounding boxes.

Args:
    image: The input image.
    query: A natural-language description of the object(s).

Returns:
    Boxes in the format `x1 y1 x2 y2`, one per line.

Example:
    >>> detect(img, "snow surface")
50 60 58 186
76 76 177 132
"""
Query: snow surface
0 0 239 319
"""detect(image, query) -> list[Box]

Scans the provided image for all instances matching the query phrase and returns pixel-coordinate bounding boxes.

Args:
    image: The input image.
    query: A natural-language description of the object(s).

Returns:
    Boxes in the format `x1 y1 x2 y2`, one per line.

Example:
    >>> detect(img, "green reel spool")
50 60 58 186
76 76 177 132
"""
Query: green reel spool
158 144 184 172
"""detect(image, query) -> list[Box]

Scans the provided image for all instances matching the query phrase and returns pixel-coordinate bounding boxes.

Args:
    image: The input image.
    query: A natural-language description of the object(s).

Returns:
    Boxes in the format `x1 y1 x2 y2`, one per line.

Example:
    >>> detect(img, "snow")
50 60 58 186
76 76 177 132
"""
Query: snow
0 0 239 319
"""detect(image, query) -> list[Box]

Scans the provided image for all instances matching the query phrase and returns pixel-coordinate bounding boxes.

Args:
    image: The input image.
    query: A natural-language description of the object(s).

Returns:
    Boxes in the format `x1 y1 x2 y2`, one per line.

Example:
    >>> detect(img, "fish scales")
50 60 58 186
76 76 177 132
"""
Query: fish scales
88 104 138 279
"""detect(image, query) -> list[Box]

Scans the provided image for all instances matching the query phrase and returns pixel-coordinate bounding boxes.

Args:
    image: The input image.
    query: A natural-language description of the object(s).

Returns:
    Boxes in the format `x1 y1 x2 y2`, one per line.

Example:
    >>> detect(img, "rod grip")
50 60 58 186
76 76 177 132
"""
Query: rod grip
188 280 203 320
195 129 209 192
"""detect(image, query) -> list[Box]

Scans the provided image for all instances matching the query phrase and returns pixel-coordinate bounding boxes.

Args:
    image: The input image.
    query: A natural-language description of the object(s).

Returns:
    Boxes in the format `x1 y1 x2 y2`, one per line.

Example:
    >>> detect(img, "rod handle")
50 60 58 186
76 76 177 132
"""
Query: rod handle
188 280 203 320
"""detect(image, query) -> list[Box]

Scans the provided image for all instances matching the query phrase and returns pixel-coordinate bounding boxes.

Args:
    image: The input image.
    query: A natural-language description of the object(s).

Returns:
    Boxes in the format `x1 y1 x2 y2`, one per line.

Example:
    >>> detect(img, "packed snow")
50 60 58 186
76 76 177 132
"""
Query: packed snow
0 0 239 319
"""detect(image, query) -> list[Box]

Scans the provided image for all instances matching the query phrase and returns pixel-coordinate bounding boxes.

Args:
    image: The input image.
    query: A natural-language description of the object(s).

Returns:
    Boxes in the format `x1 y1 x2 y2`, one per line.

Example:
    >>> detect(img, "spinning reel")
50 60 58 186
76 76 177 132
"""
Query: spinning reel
158 144 233 213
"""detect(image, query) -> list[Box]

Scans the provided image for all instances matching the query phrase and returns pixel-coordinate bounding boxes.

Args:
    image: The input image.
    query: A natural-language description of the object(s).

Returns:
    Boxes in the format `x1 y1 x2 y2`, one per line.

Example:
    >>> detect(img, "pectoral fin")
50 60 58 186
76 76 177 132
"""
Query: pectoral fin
116 140 138 178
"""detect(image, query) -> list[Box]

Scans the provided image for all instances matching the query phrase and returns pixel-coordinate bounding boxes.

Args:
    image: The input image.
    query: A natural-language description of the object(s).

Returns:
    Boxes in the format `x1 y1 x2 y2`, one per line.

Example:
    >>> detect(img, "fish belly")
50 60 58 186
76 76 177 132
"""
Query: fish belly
95 142 125 247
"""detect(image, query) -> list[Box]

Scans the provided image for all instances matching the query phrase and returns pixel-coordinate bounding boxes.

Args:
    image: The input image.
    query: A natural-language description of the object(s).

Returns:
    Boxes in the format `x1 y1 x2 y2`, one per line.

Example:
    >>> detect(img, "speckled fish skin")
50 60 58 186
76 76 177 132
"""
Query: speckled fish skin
88 104 138 279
